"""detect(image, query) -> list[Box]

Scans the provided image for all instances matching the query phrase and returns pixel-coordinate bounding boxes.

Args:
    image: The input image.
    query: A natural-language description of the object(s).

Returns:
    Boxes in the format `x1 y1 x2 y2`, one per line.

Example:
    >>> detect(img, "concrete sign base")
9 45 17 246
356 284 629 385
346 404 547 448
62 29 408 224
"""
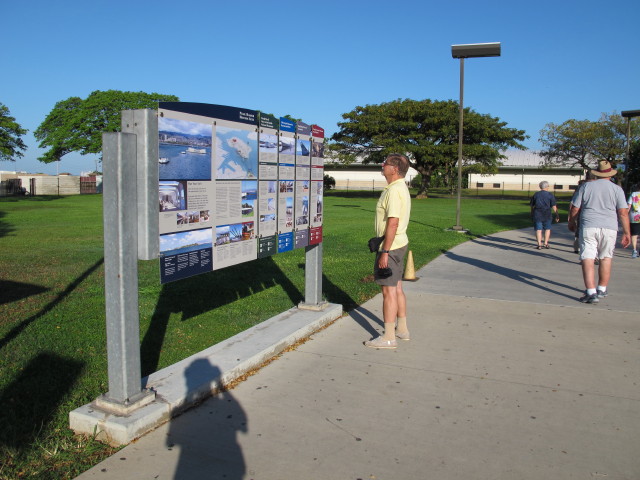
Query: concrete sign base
69 303 342 446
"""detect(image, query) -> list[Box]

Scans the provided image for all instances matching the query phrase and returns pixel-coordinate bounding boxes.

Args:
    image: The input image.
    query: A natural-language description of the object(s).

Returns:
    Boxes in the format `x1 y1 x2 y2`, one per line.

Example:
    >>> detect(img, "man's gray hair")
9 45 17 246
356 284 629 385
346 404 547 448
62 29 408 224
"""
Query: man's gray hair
385 153 410 177
539 181 549 190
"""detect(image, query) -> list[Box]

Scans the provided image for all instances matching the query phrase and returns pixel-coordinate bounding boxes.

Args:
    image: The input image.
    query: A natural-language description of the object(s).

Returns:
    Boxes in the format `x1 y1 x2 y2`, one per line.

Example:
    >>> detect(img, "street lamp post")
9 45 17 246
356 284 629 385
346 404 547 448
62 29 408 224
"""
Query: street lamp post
621 109 640 191
451 42 501 231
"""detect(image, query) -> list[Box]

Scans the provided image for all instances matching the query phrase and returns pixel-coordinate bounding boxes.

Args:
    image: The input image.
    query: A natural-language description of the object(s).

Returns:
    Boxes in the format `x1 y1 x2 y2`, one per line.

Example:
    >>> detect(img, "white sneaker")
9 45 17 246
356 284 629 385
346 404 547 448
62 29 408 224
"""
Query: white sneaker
364 336 397 349
396 331 411 341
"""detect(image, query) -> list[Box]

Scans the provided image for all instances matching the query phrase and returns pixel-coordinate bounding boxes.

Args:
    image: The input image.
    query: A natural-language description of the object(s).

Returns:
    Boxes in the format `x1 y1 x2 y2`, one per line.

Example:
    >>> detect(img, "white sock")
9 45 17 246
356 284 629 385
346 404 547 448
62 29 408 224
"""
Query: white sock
597 286 606 293
383 323 396 340
587 288 597 295
396 316 409 334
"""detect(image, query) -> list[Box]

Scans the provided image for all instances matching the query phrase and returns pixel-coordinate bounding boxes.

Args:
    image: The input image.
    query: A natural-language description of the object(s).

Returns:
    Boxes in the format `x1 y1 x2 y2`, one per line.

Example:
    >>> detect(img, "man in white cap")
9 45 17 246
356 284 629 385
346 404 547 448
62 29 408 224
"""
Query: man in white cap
568 160 630 304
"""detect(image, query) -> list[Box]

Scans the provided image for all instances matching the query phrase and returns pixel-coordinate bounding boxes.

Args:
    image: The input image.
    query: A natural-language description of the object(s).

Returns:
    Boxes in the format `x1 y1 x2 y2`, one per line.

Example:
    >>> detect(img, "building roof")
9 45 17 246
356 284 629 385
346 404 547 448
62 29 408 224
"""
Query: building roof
326 150 546 167
499 149 545 167
325 149 581 172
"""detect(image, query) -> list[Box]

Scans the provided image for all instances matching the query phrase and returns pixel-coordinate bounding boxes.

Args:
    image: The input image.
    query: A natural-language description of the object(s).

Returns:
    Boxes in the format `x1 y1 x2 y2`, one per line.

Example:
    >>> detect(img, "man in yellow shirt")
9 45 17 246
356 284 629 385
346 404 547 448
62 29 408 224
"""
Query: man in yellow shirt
365 153 412 349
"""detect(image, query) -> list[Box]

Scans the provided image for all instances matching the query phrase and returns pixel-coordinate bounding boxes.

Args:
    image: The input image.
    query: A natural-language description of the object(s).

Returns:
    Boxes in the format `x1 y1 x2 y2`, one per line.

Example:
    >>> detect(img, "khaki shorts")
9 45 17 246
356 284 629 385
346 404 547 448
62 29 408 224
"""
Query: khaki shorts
579 228 617 260
374 244 408 286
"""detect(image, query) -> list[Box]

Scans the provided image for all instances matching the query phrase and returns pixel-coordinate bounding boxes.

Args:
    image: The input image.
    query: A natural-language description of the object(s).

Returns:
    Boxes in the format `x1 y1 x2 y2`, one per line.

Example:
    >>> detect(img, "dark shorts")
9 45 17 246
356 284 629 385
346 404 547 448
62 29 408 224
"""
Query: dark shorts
374 244 408 286
533 219 552 231
631 222 640 236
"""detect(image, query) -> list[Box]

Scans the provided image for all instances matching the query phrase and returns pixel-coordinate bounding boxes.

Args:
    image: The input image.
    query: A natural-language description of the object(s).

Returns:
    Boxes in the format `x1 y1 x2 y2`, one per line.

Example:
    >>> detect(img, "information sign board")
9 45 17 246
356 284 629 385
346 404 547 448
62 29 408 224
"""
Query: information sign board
157 103 322 283
310 125 325 245
257 113 279 258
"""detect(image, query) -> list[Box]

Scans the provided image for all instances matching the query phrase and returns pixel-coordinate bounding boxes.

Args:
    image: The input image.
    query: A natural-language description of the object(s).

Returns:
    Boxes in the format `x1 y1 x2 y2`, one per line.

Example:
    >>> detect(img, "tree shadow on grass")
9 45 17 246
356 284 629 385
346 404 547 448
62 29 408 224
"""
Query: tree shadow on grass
0 210 14 238
333 204 442 230
475 212 534 231
141 257 302 378
324 191 379 199
0 258 104 351
0 196 73 240
0 352 84 451
0 196 66 202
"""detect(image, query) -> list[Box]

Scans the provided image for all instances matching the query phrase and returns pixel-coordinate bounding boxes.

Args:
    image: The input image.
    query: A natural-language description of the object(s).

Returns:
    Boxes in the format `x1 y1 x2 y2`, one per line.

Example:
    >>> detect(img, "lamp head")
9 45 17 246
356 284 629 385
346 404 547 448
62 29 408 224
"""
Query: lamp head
452 42 501 58
621 110 640 118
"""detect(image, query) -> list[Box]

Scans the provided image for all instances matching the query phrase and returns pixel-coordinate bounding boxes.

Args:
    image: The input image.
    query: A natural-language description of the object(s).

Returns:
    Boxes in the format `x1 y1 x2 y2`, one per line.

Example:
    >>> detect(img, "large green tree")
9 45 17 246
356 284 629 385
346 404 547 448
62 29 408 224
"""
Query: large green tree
34 90 179 164
330 98 527 197
538 112 640 171
625 140 640 189
0 102 28 162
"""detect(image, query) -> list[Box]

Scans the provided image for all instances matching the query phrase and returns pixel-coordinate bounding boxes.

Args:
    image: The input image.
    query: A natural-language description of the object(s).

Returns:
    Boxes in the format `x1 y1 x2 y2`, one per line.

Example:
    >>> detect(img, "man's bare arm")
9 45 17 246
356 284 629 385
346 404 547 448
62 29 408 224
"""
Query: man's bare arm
568 205 580 232
617 207 631 248
378 217 399 269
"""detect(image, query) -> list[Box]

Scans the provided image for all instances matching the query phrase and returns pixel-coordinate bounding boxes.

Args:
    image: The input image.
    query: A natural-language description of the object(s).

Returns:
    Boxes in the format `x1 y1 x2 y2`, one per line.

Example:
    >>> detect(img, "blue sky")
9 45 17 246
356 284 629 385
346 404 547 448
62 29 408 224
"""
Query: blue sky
1 0 638 175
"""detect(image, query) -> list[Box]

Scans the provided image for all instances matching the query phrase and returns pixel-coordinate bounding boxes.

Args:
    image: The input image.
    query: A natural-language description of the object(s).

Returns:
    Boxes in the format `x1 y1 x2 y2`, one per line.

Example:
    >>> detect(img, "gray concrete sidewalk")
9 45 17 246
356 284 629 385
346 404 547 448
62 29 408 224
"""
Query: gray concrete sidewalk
75 226 640 480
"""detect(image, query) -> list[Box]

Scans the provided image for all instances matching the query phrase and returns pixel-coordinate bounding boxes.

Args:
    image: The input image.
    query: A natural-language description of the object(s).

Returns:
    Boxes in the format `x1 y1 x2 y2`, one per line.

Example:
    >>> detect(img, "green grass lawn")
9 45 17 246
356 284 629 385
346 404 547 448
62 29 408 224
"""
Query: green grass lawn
0 192 566 479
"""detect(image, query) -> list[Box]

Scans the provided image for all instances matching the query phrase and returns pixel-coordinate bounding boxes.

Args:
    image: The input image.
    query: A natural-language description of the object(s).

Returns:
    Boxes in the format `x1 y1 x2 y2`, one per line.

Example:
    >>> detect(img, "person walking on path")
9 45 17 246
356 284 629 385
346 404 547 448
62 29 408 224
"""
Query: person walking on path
530 180 560 249
365 153 412 349
568 160 630 304
627 183 640 258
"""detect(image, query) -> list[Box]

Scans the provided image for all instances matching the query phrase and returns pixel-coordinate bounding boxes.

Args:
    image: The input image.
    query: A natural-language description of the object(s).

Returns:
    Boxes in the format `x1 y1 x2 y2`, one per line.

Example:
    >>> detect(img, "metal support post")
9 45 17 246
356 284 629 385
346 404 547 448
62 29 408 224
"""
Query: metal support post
96 132 154 414
450 43 499 231
299 242 326 310
453 57 465 231
624 117 631 191
121 109 159 261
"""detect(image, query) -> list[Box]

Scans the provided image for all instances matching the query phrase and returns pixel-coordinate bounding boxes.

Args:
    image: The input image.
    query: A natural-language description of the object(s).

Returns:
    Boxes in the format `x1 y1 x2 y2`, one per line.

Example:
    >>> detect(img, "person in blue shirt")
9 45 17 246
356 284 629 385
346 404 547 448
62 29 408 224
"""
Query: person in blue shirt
530 181 560 249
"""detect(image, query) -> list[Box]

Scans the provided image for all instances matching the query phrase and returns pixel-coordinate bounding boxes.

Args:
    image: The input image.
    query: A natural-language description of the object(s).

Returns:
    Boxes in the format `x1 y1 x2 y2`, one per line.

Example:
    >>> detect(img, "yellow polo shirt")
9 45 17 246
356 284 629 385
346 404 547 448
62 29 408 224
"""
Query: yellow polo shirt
375 178 411 250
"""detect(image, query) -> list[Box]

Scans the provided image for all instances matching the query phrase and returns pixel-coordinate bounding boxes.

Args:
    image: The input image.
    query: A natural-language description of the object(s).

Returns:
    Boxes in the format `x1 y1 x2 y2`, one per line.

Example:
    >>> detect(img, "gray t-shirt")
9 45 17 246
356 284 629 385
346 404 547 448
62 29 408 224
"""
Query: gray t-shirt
572 178 627 230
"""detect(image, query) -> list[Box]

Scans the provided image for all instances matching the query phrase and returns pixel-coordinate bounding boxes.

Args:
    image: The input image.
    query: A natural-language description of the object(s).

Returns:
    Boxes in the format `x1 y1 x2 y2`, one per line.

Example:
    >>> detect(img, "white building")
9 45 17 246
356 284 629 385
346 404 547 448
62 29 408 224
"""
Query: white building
325 150 583 193
469 150 583 192
0 171 101 195
324 157 418 191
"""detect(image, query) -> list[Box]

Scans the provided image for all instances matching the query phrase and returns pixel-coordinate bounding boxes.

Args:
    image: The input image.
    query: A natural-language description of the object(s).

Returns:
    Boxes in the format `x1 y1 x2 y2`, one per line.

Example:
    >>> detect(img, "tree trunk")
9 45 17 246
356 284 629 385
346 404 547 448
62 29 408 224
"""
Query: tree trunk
415 165 432 199
444 163 456 194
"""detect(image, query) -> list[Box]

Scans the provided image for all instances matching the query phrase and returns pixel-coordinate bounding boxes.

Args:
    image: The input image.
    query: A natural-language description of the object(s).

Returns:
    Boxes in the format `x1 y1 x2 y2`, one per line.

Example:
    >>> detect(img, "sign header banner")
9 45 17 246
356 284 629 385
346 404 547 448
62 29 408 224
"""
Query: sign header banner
259 113 279 130
159 102 257 125
296 121 311 136
279 117 296 133
312 125 325 138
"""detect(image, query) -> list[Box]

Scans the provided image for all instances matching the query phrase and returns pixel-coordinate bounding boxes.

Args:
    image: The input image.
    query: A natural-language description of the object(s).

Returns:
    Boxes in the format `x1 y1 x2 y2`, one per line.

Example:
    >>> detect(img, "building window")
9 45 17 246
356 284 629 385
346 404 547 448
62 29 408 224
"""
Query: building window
569 185 578 190
477 183 484 187
493 183 501 188
555 185 563 190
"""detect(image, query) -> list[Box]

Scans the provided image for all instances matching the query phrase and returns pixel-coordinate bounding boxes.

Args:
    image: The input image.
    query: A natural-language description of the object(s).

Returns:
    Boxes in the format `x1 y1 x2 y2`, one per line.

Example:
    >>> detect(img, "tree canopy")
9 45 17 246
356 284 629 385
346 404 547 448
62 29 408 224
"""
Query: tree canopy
0 102 28 162
625 140 640 189
34 90 179 164
538 112 640 172
329 98 527 196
